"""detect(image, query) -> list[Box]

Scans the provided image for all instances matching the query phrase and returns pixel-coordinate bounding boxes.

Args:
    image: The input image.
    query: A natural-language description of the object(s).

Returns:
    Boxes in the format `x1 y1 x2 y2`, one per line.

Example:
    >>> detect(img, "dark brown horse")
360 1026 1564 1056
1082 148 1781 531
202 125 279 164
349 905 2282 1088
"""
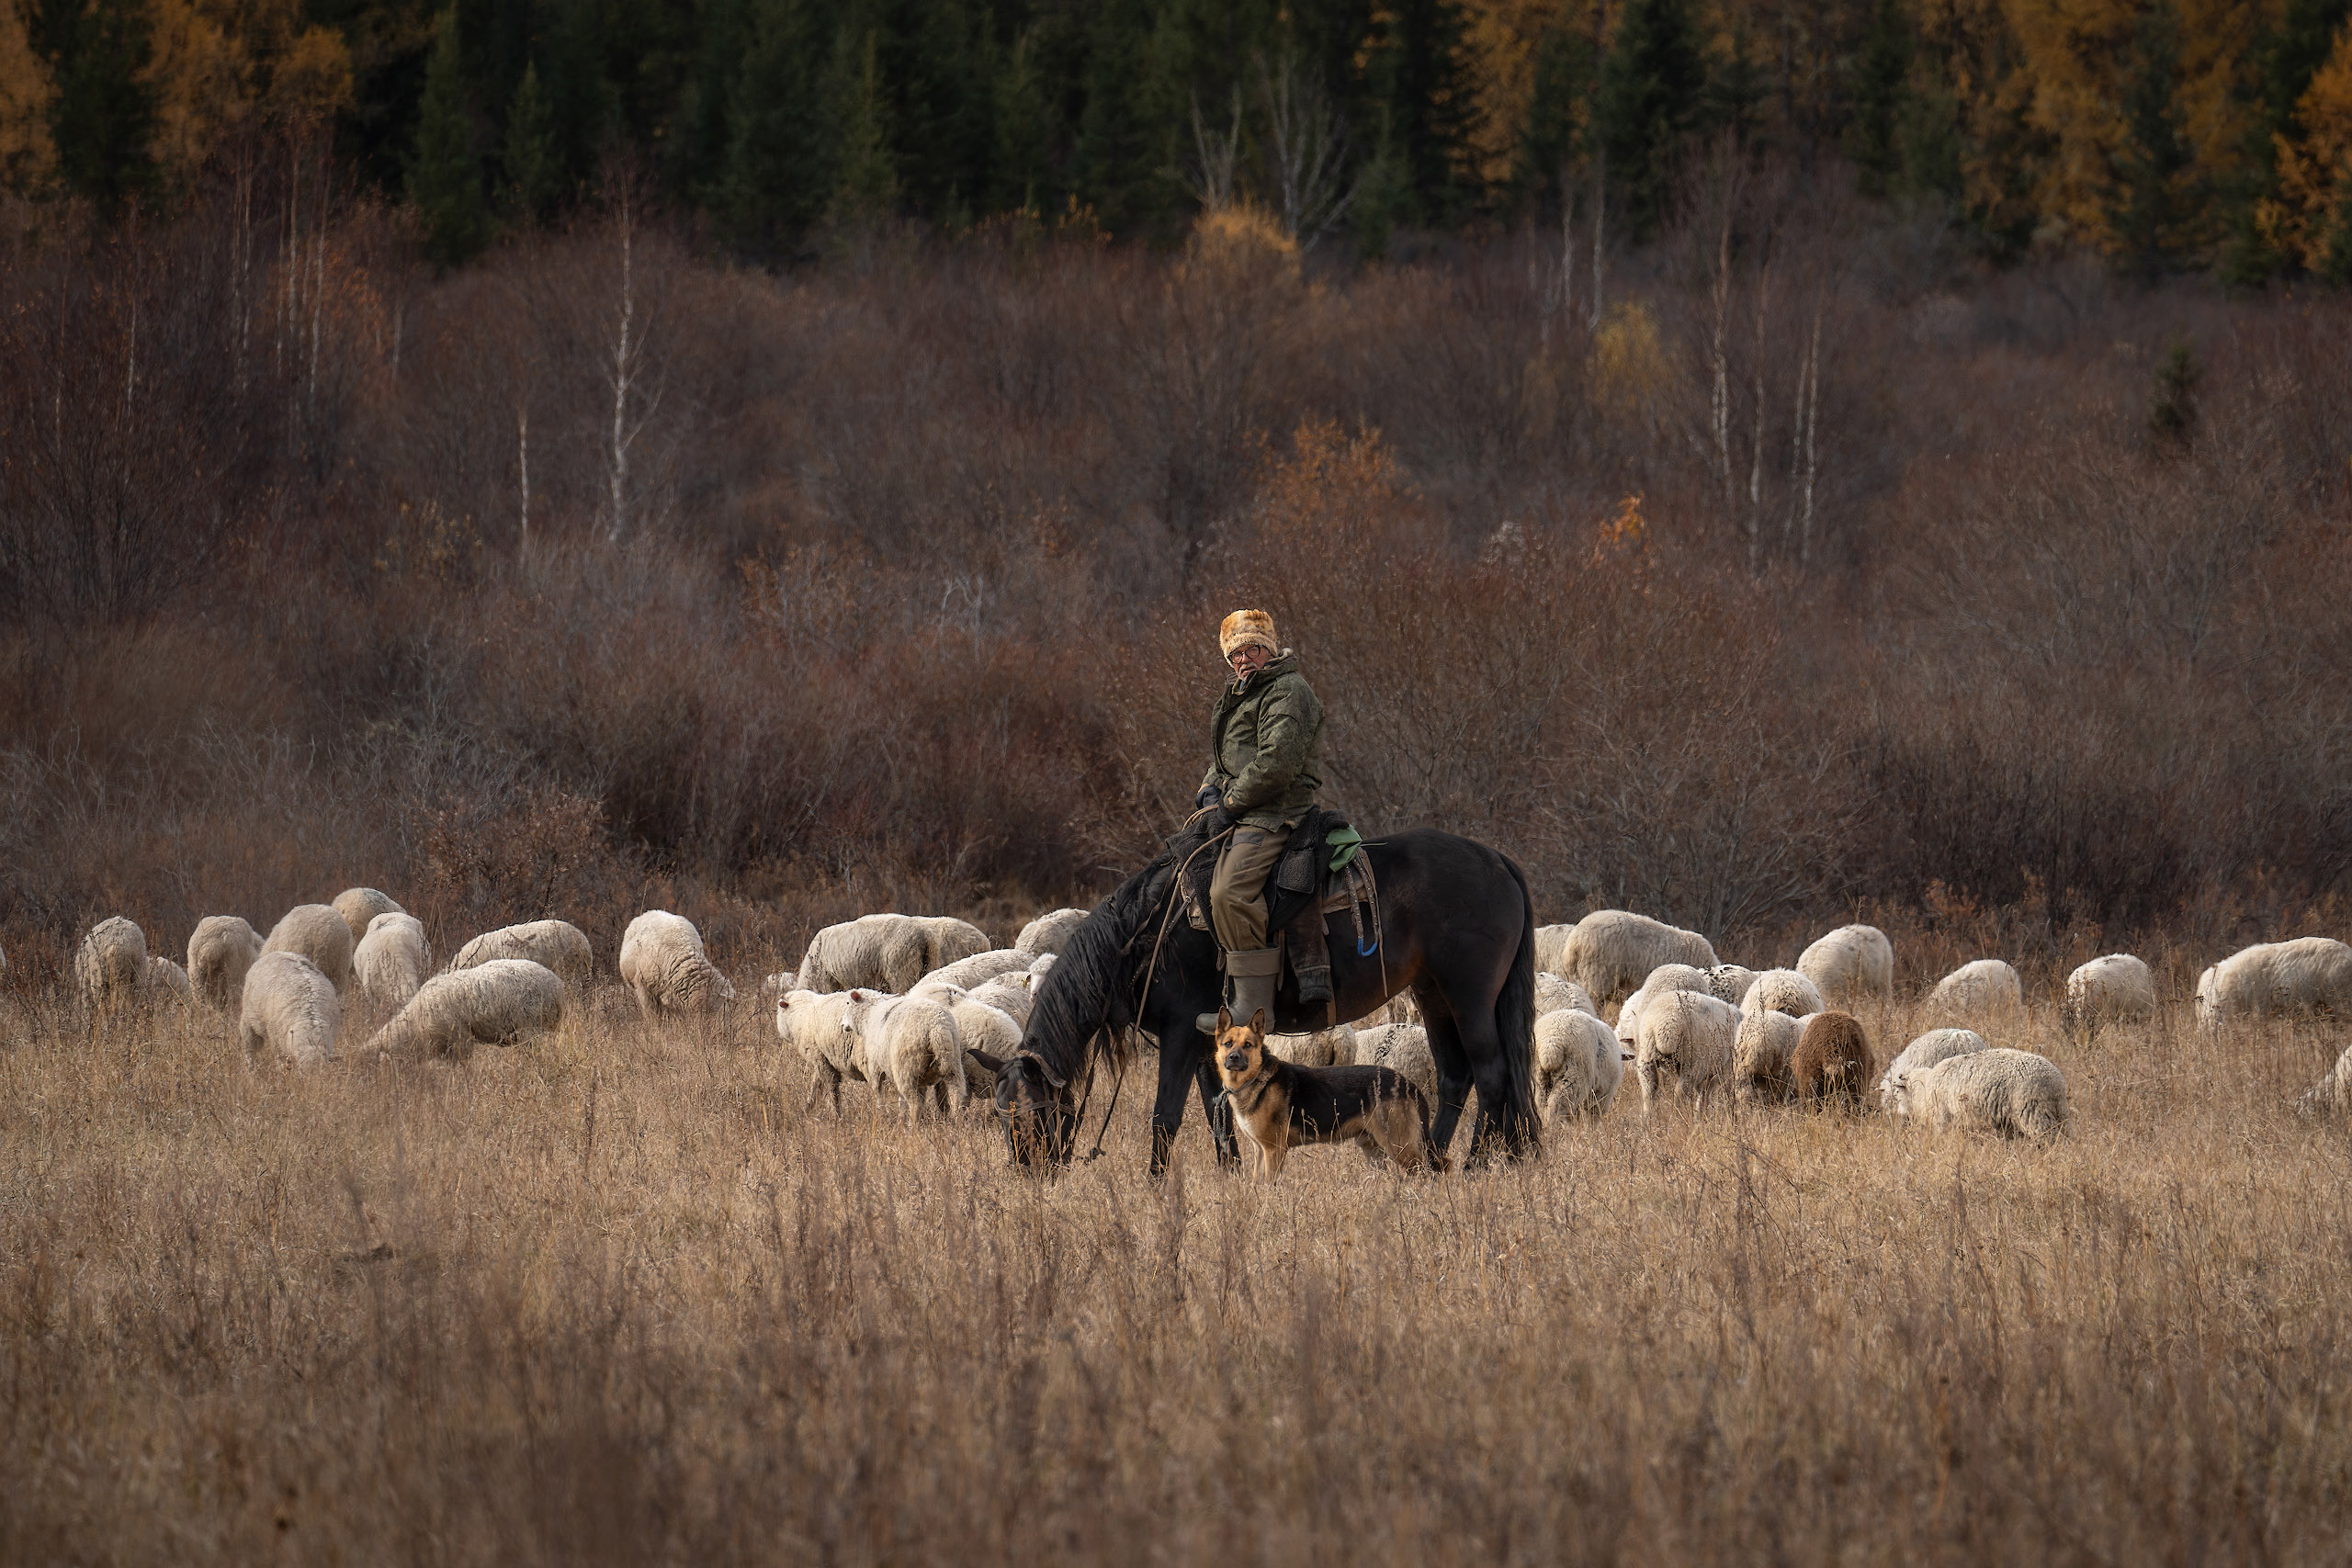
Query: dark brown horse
969 821 1540 1175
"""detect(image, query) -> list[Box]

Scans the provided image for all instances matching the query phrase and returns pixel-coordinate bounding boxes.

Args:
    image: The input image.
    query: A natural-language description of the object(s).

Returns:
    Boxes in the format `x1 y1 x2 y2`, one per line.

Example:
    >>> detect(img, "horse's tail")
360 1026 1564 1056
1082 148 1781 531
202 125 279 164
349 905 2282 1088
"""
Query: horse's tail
1496 853 1542 1156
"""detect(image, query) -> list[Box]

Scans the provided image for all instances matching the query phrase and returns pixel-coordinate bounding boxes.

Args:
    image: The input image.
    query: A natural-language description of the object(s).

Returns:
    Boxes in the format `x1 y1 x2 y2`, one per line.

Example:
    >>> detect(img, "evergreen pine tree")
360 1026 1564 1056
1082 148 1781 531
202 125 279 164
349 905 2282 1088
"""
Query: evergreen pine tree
410 6 492 267
2322 164 2352 283
827 28 898 225
2223 0 2351 282
537 0 618 201
992 26 1050 212
673 0 749 203
33 0 159 215
1510 11 1595 220
1596 0 1707 241
1073 0 1163 231
1704 12 1768 146
1848 0 1913 198
503 62 560 221
720 0 834 253
2109 0 2193 280
1894 59 1964 206
1364 0 1479 227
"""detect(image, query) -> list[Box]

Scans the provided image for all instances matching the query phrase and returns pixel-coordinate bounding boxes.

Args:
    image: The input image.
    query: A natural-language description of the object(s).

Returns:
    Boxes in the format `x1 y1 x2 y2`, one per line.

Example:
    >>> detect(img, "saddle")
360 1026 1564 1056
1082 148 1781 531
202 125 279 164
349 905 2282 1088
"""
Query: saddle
1182 806 1378 1010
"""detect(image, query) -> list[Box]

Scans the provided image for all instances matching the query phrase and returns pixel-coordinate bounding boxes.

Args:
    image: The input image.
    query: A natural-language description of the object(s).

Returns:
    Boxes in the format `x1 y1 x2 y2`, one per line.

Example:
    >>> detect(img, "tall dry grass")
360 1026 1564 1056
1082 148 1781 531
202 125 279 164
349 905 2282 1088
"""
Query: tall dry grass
4 975 2347 1563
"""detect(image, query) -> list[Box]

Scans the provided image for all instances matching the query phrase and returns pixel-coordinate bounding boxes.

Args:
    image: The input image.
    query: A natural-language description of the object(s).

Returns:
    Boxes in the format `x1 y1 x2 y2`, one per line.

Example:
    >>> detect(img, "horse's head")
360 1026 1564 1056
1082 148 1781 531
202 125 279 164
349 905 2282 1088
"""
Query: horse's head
969 1049 1078 1170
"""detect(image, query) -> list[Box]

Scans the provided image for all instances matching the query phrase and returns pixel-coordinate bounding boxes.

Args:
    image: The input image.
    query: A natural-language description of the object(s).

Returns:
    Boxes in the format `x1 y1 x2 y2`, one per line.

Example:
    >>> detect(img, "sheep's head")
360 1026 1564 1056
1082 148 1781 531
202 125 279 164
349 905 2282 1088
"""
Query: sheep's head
1885 1068 1917 1118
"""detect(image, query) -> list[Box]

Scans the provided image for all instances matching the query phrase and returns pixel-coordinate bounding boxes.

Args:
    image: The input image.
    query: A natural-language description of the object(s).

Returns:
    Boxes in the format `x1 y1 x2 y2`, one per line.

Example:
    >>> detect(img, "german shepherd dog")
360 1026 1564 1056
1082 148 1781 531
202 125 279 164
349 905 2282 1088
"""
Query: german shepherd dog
1213 1009 1451 1177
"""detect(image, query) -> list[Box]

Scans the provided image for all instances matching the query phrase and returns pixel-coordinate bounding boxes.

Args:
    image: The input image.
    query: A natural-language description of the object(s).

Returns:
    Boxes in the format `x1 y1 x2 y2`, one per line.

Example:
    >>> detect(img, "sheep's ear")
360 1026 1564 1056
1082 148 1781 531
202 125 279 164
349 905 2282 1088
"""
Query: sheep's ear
967 1048 1006 1075
848 988 865 1000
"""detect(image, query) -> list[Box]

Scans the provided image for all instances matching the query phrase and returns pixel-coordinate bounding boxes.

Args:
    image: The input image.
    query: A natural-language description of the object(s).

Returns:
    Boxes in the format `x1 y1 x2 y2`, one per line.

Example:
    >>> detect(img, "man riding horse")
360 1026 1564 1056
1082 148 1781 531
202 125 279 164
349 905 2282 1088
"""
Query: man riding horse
1193 609 1323 1035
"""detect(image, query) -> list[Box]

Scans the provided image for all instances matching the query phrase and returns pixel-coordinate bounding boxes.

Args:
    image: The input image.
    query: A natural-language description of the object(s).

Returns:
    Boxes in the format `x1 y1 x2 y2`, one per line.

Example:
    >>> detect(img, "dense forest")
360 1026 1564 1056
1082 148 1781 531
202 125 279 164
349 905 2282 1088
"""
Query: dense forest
3 0 2351 279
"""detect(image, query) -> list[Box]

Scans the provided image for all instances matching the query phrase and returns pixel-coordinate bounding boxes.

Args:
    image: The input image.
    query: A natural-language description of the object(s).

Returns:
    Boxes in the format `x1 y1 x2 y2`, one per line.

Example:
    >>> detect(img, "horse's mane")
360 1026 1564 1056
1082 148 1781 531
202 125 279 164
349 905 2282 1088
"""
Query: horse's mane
1019 818 1216 1085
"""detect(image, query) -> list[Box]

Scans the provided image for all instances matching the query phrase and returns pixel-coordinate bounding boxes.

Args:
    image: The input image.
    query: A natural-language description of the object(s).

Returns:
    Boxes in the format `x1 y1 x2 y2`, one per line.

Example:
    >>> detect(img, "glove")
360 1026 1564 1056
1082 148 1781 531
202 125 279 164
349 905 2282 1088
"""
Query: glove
1206 805 1235 834
1195 785 1221 809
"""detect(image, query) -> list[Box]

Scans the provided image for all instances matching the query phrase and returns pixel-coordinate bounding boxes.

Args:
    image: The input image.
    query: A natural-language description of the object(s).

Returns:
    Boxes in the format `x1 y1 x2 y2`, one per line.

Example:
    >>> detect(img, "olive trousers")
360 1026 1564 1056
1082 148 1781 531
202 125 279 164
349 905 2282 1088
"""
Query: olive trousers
1209 826 1288 953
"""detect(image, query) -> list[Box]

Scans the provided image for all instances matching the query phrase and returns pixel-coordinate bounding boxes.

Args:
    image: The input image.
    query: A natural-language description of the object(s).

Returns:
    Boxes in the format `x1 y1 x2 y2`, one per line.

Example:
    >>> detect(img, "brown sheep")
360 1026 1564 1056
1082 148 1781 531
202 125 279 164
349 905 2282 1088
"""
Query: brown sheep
1792 1011 1874 1111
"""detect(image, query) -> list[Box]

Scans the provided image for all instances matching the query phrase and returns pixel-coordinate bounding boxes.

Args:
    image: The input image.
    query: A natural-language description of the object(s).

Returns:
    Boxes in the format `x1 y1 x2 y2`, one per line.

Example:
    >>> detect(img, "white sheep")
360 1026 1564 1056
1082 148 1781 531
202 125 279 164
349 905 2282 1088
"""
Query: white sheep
618 910 736 1018
447 919 594 991
1887 1047 2067 1141
2195 938 2352 1031
1732 1009 1807 1104
944 992 1025 1095
74 917 150 1009
363 959 563 1059
1027 952 1057 978
2297 1044 2352 1118
2064 953 2157 1039
1535 972 1600 1018
776 989 870 1112
1707 964 1759 1006
355 912 434 1009
1535 1008 1622 1122
332 887 403 948
797 913 991 995
1533 924 1576 975
1351 1022 1436 1100
964 976 1035 1025
1798 924 1894 1004
1015 908 1091 958
1740 968 1826 1021
1614 964 1716 1052
759 970 800 1006
1927 959 2025 1027
239 951 340 1067
1559 911 1719 1007
913 947 1034 996
1634 989 1741 1111
841 990 968 1122
1270 1022 1358 1068
262 905 356 996
187 916 264 1012
146 956 194 1007
1875 1027 1990 1112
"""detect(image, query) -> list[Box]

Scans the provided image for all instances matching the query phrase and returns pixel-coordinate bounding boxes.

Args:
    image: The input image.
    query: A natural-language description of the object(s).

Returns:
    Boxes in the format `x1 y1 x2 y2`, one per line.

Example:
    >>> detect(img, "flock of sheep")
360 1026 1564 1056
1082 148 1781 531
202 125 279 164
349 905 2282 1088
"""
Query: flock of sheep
22 894 2352 1145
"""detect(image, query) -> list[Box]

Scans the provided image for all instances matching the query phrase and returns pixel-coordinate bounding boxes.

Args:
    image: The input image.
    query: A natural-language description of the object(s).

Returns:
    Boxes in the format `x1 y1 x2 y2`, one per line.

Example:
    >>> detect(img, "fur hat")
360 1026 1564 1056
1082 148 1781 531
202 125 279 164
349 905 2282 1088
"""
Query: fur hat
1219 610 1279 660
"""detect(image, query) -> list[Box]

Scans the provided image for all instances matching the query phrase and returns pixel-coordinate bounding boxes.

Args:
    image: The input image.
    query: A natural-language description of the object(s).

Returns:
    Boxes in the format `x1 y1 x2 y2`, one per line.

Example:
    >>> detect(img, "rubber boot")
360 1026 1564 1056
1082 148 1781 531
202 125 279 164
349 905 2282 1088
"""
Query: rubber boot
1197 945 1283 1036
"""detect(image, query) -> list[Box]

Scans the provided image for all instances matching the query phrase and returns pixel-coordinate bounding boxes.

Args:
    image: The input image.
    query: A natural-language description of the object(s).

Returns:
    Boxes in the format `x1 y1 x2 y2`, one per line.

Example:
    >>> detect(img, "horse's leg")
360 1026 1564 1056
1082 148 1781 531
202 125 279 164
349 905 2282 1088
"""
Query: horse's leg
1147 1021 1201 1179
1422 991 1477 1157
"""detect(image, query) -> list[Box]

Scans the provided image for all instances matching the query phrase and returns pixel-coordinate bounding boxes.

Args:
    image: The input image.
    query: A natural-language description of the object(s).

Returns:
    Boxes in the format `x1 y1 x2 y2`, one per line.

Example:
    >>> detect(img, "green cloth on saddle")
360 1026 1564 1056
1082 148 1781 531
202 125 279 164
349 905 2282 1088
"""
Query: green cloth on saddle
1326 825 1363 873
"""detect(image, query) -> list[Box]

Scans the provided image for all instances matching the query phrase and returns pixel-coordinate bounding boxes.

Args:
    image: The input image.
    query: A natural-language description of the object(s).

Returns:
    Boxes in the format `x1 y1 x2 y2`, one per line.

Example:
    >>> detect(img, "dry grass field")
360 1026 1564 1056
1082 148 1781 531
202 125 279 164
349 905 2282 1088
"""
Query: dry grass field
2 982 2348 1565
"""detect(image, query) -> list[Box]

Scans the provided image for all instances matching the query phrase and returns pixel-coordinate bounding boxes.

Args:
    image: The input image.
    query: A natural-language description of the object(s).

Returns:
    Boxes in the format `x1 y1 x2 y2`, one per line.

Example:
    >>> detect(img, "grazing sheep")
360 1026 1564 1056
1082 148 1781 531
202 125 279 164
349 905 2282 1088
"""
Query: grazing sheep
1534 924 1576 975
1927 959 2025 1026
1015 908 1091 958
1351 1023 1436 1100
1614 964 1717 1053
1368 989 1422 1027
1707 964 1760 1006
1889 1048 2068 1142
2297 1045 2352 1118
332 888 403 948
797 914 991 996
447 919 594 991
74 917 150 1009
1027 952 1057 978
262 905 355 997
355 912 433 1009
1634 989 1741 1111
913 947 1034 995
1271 1023 1358 1068
1792 1011 1875 1110
1876 1028 1990 1112
2195 938 2352 1031
759 970 799 1005
365 960 564 1059
618 910 735 1018
1535 972 1600 1018
841 990 968 1122
239 951 340 1067
945 994 1026 1096
1560 911 1720 1007
1535 1008 1623 1122
1741 968 1826 1021
1733 1010 1806 1104
2064 953 2157 1040
146 956 194 1006
776 989 870 1113
964 976 1035 1026
187 916 264 1012
1798 924 1895 1004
